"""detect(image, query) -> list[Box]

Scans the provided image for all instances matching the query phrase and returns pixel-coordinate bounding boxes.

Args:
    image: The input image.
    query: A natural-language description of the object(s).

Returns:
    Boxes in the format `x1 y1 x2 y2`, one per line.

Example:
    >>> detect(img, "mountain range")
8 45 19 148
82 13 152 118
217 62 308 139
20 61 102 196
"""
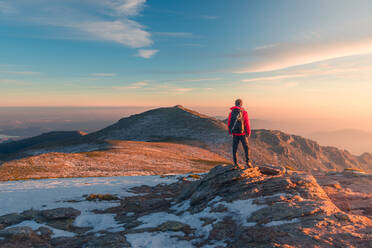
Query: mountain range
0 105 371 180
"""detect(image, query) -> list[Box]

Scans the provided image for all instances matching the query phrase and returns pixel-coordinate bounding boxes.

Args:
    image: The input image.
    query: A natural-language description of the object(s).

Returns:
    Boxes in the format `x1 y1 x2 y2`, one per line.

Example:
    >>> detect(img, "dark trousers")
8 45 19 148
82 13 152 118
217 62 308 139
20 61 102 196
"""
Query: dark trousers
232 135 250 165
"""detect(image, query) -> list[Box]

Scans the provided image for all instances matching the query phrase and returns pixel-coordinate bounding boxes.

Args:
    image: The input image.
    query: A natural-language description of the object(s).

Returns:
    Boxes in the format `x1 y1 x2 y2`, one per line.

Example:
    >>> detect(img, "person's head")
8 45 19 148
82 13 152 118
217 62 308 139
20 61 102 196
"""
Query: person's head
235 99 243 107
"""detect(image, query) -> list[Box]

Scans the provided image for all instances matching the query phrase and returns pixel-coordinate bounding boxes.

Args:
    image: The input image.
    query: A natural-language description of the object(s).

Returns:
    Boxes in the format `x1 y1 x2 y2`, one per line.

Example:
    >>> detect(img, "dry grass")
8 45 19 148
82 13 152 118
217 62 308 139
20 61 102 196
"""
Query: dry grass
0 140 229 181
344 168 365 172
86 194 119 201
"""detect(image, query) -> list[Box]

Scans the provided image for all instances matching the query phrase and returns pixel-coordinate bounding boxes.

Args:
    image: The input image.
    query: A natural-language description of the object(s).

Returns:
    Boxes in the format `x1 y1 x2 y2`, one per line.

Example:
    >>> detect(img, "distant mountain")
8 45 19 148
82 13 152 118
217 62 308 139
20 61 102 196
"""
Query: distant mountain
0 131 96 161
248 129 372 172
1 105 371 173
309 129 372 155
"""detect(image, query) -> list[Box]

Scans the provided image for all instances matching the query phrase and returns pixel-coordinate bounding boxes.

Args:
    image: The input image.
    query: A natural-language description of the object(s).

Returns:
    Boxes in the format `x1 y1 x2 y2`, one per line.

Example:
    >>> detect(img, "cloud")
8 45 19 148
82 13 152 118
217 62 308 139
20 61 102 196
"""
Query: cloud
114 81 148 90
235 36 372 73
136 49 158 58
241 74 308 82
0 1 14 14
0 71 39 75
108 0 146 16
0 79 33 85
77 20 152 48
164 78 221 83
173 88 193 93
254 43 279 51
90 73 116 77
153 32 194 38
241 58 372 83
0 0 152 49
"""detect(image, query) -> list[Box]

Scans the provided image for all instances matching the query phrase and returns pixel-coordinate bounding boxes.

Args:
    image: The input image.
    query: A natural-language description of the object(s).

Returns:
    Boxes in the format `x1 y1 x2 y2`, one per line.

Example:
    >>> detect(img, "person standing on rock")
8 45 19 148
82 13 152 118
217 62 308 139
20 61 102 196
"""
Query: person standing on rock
228 99 252 169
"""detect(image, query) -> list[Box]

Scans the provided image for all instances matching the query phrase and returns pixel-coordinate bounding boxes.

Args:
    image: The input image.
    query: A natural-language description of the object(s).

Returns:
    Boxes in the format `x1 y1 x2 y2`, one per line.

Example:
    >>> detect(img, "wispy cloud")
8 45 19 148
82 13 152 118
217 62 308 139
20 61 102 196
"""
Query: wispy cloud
136 49 158 58
0 70 40 75
173 88 193 93
0 1 14 14
77 20 152 48
164 78 221 83
114 81 148 90
153 32 194 38
90 73 116 77
235 36 372 73
241 74 308 82
241 58 372 83
254 43 279 51
0 79 33 85
1 0 154 51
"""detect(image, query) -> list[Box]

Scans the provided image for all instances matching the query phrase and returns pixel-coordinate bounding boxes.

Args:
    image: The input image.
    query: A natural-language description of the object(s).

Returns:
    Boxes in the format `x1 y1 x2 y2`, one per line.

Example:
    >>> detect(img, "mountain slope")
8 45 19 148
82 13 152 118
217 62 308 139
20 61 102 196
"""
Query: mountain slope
89 105 228 145
0 140 229 181
1 105 371 173
248 129 372 172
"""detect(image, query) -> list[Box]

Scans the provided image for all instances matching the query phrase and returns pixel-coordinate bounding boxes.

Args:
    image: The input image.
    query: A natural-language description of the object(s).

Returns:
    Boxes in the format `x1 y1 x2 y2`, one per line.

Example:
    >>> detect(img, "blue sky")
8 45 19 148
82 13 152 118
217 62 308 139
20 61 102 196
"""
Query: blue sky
1 0 372 128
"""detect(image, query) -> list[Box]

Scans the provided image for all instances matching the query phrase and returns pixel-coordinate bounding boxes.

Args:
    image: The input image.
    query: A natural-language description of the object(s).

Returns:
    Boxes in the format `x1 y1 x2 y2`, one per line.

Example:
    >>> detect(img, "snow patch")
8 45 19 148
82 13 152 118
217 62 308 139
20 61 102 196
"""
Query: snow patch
202 240 228 248
134 196 267 244
6 220 75 238
74 213 124 233
170 200 190 213
0 175 178 216
264 218 300 226
126 231 192 248
222 199 266 226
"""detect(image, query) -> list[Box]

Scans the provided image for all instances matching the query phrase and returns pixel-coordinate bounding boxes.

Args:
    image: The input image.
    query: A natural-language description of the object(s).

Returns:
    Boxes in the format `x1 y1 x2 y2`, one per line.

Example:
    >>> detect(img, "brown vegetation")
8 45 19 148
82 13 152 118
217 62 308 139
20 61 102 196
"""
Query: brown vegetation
0 140 230 181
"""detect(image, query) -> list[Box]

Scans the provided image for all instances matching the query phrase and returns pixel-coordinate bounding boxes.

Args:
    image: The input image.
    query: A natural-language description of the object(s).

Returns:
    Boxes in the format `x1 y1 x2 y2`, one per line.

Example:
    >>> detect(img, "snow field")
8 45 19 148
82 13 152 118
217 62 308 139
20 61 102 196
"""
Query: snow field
0 175 178 238
4 220 75 238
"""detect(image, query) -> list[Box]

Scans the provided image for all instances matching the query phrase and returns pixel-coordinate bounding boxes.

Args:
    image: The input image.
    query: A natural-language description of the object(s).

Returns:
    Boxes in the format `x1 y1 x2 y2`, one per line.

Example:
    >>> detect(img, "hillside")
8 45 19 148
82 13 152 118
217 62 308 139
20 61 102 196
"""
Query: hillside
0 105 371 176
247 129 372 172
0 140 229 181
89 105 228 145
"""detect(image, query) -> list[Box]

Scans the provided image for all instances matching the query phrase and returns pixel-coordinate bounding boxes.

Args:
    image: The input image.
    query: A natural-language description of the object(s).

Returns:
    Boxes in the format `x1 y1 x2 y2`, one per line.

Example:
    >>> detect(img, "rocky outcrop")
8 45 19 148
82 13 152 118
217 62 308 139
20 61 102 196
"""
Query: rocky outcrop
104 165 372 247
0 164 371 247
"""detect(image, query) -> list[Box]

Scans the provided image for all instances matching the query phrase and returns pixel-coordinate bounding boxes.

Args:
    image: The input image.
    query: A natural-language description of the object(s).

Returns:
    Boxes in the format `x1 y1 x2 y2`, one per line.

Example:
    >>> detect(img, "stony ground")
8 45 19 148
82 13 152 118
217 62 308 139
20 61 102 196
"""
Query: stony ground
0 140 229 181
315 171 372 219
1 164 371 247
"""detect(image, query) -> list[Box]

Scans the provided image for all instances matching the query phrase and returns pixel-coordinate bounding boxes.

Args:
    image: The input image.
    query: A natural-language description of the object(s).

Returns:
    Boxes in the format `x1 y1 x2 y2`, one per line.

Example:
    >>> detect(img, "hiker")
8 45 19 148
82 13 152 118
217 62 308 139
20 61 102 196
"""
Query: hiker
227 99 252 169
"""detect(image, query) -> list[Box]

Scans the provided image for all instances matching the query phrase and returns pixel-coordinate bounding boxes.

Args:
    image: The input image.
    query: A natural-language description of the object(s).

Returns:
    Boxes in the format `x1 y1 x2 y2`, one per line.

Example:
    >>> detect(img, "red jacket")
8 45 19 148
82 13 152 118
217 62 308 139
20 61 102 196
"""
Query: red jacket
228 106 251 136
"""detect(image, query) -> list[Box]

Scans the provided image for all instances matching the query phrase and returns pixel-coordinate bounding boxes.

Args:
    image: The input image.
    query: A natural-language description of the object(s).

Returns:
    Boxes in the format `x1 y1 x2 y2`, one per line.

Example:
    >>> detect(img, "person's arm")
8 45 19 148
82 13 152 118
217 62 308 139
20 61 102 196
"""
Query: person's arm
227 112 232 135
244 111 251 136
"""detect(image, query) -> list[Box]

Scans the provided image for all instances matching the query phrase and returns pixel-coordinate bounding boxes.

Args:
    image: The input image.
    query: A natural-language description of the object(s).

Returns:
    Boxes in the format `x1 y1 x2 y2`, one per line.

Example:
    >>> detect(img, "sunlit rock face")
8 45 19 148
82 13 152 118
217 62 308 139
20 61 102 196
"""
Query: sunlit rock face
0 164 371 247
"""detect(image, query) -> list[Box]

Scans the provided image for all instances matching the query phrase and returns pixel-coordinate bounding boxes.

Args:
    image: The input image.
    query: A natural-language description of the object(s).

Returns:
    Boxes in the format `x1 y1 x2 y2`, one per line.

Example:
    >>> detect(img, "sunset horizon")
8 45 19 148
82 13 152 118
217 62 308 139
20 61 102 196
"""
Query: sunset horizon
1 1 372 246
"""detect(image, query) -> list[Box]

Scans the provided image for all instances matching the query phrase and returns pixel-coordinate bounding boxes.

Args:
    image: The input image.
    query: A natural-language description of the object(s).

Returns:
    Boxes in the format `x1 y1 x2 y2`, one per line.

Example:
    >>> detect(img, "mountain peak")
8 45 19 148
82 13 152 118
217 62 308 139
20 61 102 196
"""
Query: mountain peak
89 106 227 143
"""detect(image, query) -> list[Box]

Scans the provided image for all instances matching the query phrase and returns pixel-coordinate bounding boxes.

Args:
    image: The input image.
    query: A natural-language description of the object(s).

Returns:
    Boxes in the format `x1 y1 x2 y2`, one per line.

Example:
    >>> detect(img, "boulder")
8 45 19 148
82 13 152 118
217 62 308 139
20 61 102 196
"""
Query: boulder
40 208 81 220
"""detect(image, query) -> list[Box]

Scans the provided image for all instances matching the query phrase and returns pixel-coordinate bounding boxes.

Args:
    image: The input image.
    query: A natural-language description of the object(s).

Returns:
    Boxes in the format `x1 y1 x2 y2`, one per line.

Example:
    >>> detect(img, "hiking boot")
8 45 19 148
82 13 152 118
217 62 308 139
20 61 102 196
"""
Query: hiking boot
234 163 245 170
246 161 253 168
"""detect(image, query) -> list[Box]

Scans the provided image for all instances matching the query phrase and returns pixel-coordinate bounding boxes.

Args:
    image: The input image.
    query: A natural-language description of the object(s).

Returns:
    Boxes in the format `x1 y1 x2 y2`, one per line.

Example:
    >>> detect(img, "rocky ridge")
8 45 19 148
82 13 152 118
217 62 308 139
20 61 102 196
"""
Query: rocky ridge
1 164 371 247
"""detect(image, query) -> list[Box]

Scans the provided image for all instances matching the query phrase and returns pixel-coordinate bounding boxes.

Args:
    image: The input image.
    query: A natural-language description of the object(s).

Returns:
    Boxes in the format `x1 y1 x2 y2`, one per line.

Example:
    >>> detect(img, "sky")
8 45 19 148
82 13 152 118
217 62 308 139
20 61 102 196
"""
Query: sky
1 0 372 131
